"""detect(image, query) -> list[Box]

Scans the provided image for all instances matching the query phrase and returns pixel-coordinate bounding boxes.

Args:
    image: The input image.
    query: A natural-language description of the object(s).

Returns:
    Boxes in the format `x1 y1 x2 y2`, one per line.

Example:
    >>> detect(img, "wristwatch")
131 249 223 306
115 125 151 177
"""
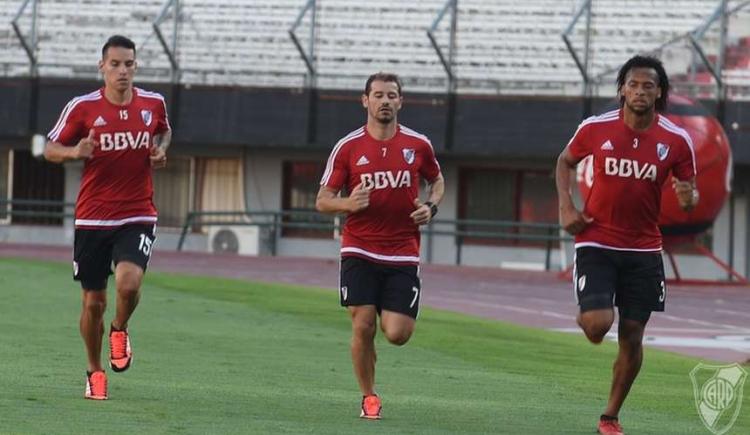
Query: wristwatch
423 201 438 218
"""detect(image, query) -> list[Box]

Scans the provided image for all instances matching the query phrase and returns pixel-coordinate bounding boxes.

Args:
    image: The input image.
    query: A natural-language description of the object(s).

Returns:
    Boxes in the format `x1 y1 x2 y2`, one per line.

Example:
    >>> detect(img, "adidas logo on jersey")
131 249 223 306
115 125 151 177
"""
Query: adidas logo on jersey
93 116 107 127
356 155 370 166
600 140 614 151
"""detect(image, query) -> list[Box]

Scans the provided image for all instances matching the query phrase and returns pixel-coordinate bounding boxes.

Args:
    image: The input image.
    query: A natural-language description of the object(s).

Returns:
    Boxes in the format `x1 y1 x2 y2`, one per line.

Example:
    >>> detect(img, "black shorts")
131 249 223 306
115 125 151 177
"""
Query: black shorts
339 256 421 319
73 224 156 291
574 246 666 323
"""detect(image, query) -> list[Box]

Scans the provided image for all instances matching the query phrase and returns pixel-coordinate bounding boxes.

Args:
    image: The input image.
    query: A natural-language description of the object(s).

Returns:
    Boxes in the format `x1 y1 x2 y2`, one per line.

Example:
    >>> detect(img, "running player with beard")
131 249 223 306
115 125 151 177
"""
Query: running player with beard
556 55 698 435
44 35 171 400
317 72 445 419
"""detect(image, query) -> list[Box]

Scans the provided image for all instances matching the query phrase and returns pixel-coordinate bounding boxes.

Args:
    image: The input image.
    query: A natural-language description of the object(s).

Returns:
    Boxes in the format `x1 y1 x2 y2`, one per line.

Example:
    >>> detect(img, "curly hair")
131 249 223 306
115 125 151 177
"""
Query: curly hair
616 55 669 112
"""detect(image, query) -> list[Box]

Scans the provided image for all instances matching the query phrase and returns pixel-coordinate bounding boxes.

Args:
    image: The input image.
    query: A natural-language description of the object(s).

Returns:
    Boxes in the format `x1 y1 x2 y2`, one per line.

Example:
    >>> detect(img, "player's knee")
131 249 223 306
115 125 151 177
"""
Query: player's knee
116 273 142 298
83 298 106 315
117 282 140 300
352 318 377 339
578 311 613 344
585 331 606 344
621 338 643 359
618 330 644 354
382 322 414 346
384 329 412 346
581 321 611 344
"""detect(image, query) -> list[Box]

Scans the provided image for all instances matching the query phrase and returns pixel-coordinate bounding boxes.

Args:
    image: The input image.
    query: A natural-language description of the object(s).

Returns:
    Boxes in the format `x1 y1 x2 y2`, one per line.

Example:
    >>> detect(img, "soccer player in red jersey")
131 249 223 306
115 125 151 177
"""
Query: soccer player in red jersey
44 35 171 400
316 72 445 419
556 55 698 435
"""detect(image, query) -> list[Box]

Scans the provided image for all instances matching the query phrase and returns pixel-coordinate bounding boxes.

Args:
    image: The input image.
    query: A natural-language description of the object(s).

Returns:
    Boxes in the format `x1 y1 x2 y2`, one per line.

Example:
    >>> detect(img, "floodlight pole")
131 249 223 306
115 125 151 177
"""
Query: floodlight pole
289 0 317 85
11 0 39 77
11 0 41 135
427 0 458 150
289 0 319 144
151 0 182 130
562 0 593 117
153 0 181 84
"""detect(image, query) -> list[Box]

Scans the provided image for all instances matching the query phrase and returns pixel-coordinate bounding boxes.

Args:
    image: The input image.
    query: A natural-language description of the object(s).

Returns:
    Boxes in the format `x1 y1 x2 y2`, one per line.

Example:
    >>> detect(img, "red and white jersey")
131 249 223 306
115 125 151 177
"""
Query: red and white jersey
48 87 170 229
566 109 696 251
321 124 442 265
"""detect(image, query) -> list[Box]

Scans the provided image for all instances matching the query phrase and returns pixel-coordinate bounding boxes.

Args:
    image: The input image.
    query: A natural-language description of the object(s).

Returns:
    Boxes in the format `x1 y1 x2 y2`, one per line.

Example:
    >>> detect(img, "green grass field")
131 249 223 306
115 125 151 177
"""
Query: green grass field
0 258 747 434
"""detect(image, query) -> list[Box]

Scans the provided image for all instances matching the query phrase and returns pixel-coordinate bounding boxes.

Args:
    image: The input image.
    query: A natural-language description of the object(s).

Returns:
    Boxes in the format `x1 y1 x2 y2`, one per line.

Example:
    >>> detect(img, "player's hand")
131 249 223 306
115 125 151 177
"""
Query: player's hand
74 129 98 159
347 183 370 212
672 177 697 211
560 204 593 235
410 198 432 225
150 145 167 169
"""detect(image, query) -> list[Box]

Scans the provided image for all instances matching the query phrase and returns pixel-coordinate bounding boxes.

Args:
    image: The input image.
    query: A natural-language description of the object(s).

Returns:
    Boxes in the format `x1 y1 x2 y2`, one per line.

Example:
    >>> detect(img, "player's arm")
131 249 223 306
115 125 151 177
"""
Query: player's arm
316 184 370 215
410 173 445 225
43 129 98 164
556 148 592 235
672 176 699 212
153 129 172 153
150 129 171 169
672 137 699 212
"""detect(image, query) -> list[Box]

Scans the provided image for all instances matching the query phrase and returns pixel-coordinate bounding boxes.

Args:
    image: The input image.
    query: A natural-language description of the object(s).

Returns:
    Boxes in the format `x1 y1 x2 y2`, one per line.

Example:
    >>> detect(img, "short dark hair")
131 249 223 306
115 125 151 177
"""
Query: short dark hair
617 55 669 112
364 72 402 96
102 35 136 59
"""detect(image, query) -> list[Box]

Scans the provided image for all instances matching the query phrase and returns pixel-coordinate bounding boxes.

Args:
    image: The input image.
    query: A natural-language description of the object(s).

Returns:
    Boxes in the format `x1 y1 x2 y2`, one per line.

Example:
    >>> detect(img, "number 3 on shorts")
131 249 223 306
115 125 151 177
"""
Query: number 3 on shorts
410 286 420 308
138 233 153 256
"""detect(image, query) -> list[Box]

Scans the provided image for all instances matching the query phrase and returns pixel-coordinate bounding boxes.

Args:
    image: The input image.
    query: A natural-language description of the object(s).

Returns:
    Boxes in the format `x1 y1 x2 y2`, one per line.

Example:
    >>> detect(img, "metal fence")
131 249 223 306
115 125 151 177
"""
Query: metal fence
177 210 571 270
0 199 571 270
0 198 75 223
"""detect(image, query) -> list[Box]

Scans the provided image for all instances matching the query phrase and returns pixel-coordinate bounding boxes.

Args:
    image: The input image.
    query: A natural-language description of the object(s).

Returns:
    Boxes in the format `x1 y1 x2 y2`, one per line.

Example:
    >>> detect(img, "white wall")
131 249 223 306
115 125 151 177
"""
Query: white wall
243 149 284 212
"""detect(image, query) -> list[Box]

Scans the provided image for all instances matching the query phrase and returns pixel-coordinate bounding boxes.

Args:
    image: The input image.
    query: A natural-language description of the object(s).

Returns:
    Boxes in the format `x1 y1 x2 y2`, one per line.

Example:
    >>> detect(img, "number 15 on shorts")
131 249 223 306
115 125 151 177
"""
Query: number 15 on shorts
138 233 153 256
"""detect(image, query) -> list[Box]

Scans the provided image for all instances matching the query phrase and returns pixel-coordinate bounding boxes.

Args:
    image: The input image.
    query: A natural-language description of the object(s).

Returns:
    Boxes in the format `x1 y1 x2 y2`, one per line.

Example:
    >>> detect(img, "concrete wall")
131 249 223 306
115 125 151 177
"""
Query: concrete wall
243 149 285 212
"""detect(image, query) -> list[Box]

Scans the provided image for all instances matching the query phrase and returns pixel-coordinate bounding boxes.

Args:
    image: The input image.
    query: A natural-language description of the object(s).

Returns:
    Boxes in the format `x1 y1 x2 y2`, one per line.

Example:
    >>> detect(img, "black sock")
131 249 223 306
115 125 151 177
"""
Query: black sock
600 414 618 421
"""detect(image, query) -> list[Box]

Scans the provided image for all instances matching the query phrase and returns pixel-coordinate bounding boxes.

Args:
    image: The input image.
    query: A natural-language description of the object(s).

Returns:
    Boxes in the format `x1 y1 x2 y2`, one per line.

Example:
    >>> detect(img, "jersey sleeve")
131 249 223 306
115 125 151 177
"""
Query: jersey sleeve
672 135 697 181
565 120 593 160
47 98 86 146
155 96 171 135
320 141 349 191
419 140 441 182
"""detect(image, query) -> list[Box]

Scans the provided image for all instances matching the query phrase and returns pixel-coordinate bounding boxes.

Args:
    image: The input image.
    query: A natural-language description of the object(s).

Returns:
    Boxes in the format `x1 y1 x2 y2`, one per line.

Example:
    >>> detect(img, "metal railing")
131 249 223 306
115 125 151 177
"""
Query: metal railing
425 218 571 269
0 198 75 221
177 210 572 270
0 203 571 270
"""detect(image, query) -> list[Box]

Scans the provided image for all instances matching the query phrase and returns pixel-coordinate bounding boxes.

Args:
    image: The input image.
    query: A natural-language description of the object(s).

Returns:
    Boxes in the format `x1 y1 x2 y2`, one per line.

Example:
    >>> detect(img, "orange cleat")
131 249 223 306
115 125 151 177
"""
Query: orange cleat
85 370 108 400
360 394 382 420
598 417 624 435
109 327 132 373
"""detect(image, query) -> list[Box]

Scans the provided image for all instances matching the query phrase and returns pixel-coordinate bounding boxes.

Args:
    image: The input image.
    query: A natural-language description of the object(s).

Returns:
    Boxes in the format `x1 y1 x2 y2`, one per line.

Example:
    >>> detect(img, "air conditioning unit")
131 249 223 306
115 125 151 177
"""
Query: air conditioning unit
208 225 262 256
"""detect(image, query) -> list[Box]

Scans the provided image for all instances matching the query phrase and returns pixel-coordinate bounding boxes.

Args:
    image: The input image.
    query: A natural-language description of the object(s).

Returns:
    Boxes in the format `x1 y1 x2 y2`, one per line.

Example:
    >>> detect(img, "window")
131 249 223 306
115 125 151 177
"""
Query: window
517 171 559 244
11 150 65 225
194 157 245 227
153 156 193 228
458 167 558 245
281 161 333 238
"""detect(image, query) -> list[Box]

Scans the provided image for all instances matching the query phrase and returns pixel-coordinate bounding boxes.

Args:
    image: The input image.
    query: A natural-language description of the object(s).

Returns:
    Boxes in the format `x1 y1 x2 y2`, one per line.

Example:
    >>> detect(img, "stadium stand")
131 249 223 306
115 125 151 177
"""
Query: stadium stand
0 0 746 94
